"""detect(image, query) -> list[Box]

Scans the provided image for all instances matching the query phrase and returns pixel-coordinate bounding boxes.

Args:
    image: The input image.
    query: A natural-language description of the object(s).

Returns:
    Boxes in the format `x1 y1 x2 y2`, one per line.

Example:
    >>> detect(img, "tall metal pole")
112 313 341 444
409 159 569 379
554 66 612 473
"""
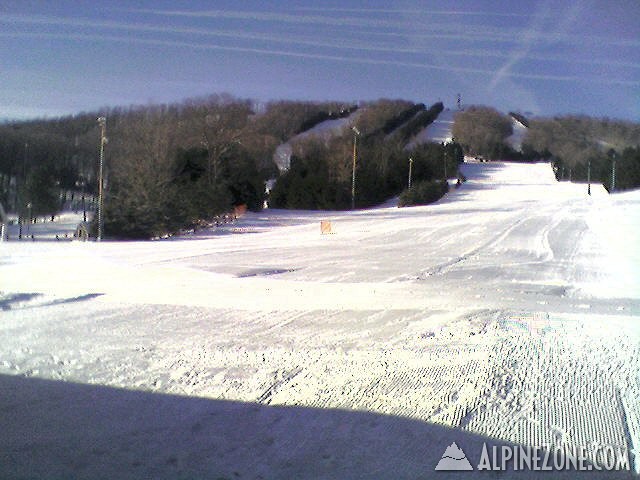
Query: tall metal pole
611 153 616 192
26 202 32 235
351 126 360 210
408 157 413 189
0 201 7 241
443 145 448 180
81 156 87 223
587 158 591 196
18 142 28 240
97 117 107 241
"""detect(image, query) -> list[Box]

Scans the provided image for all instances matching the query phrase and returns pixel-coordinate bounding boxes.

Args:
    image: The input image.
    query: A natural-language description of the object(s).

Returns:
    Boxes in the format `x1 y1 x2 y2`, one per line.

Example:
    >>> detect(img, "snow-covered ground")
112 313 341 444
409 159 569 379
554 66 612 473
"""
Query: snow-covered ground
3 211 90 241
506 114 528 152
1 162 639 479
409 107 528 153
273 113 358 171
408 107 456 148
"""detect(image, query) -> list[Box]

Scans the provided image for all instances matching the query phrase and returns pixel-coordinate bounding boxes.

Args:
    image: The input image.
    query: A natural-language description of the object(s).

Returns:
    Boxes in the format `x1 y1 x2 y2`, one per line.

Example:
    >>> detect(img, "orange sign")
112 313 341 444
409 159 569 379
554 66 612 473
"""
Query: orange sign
234 204 247 217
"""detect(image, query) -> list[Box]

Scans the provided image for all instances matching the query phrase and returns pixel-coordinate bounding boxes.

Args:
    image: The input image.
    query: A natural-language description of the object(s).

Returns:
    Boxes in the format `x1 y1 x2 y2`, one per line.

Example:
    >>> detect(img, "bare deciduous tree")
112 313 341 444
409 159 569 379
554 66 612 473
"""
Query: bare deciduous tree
452 106 513 159
180 94 253 185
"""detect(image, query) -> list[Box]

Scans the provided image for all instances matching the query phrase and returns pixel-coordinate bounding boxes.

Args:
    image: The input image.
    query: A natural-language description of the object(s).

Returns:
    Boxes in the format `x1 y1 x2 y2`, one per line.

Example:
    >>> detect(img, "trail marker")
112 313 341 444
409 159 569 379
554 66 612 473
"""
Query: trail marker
320 220 333 235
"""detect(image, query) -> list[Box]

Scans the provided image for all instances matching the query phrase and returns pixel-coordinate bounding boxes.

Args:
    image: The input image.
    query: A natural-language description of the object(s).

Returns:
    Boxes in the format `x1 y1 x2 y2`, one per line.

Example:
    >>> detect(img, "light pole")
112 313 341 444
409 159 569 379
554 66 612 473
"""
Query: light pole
80 156 87 223
443 144 448 180
97 117 107 241
611 151 616 192
408 157 413 189
18 142 28 240
26 202 32 235
351 126 360 209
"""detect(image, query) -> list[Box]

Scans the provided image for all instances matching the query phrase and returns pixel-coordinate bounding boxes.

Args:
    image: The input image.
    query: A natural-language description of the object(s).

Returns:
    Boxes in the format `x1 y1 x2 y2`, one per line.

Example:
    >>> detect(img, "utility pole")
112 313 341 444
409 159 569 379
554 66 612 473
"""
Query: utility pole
408 157 413 189
351 126 360 209
79 155 86 223
26 202 32 235
18 142 28 240
97 117 107 241
443 144 448 180
611 151 616 192
0 201 8 241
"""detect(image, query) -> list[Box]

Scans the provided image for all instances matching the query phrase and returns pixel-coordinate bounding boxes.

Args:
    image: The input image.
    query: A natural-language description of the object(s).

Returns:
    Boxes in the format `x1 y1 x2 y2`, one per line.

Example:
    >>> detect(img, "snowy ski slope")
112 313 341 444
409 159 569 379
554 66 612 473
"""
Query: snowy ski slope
1 161 639 479
407 107 456 147
273 112 357 171
408 107 528 152
506 114 528 152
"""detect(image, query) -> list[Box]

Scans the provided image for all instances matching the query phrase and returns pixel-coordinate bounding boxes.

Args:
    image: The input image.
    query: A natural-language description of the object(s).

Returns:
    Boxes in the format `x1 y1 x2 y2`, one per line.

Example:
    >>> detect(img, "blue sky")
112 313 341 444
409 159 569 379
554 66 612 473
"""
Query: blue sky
1 0 638 121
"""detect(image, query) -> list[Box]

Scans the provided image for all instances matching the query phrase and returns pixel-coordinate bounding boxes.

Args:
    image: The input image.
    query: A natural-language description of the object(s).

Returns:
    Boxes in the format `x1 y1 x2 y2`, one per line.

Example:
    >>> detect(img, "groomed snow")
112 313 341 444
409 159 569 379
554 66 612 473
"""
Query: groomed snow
506 114 528 152
273 112 358 171
1 161 639 479
407 107 456 148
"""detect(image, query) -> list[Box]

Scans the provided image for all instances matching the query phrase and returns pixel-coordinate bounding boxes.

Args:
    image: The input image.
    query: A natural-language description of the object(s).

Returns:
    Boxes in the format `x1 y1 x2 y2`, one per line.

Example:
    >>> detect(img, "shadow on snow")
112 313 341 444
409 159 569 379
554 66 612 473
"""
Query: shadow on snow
0 374 628 480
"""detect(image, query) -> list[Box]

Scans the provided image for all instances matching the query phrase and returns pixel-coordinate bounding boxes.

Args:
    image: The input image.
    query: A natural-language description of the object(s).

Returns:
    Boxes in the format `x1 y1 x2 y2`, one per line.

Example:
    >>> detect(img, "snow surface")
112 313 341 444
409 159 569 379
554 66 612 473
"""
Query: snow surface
407 107 456 148
409 107 527 153
3 211 89 241
506 115 528 152
273 113 357 171
1 161 639 479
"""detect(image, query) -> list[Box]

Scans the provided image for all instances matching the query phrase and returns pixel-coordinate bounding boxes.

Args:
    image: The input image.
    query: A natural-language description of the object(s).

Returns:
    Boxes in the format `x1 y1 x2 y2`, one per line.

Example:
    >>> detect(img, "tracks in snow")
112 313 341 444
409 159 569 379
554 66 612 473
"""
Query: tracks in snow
407 214 529 280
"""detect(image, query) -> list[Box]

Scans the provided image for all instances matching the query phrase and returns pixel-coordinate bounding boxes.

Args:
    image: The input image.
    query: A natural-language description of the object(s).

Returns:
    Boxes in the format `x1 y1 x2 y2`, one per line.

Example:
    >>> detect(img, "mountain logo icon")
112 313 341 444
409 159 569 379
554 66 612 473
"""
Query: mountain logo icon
435 442 474 471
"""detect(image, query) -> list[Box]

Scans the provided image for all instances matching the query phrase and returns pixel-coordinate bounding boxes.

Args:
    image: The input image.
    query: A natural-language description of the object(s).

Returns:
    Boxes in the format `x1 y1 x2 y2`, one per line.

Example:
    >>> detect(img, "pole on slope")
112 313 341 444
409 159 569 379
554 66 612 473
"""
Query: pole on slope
18 142 28 240
408 157 413 189
611 152 616 192
443 144 448 180
97 117 107 241
587 158 591 196
351 126 360 210
0 201 8 241
81 156 87 223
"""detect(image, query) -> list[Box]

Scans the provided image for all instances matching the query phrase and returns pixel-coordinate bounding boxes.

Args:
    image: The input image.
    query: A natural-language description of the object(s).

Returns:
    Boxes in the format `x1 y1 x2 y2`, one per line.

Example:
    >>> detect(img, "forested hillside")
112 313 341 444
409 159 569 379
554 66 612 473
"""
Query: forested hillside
523 115 640 190
270 100 459 210
451 106 513 160
451 106 640 192
2 95 638 239
0 96 462 239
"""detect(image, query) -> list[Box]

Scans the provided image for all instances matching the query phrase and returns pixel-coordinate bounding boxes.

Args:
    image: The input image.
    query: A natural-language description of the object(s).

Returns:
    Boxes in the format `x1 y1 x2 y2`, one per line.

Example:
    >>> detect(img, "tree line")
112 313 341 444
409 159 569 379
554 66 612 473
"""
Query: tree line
0 113 101 219
0 95 462 239
451 106 640 191
522 115 640 190
452 106 515 160
269 100 462 210
7 95 635 240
